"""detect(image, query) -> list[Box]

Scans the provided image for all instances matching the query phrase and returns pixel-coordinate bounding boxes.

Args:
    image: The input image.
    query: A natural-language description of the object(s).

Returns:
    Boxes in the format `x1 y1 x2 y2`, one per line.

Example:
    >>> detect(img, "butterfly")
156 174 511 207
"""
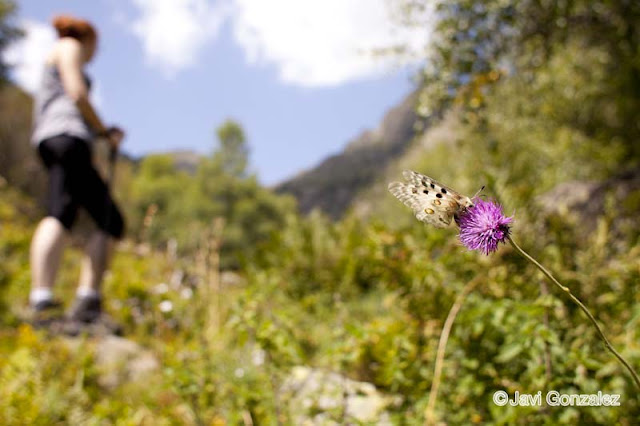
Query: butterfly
388 170 474 228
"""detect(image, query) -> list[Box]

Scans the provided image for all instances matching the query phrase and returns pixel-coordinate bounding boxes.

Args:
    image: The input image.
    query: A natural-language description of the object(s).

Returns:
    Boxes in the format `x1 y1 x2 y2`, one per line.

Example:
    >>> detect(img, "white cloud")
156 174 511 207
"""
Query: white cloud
4 20 105 105
126 0 432 86
230 0 432 87
3 20 56 93
129 0 230 77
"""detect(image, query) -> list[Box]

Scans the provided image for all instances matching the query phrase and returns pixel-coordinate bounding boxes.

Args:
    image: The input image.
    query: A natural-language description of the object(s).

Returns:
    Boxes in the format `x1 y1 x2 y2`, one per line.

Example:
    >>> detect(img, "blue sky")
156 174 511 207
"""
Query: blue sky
7 0 430 185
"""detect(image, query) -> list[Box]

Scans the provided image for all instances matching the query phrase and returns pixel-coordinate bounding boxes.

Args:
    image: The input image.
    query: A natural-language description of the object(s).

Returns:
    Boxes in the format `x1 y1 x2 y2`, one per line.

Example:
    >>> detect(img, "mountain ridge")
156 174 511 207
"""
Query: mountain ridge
276 90 420 219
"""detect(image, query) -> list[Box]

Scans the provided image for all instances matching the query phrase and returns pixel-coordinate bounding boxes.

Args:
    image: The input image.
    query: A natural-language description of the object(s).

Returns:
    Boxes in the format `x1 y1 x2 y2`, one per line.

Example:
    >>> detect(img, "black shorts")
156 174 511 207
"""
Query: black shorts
38 134 125 239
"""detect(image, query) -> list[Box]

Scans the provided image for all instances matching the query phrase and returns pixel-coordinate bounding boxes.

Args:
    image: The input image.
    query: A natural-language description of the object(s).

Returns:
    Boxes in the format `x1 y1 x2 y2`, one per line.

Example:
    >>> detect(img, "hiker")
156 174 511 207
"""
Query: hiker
29 15 125 324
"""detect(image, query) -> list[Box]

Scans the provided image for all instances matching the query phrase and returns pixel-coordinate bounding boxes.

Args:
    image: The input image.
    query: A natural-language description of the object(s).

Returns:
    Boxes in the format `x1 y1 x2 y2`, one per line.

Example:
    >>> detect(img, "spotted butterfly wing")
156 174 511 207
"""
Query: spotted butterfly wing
388 170 474 228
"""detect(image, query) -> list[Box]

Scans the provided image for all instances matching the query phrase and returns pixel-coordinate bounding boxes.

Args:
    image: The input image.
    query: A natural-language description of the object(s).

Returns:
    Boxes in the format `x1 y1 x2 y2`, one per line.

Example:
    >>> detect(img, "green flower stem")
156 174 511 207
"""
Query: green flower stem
507 235 640 391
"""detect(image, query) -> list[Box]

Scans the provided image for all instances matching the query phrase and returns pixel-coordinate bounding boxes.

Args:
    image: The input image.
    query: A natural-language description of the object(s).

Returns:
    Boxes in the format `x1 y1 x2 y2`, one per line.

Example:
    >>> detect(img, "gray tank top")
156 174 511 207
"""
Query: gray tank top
31 64 94 145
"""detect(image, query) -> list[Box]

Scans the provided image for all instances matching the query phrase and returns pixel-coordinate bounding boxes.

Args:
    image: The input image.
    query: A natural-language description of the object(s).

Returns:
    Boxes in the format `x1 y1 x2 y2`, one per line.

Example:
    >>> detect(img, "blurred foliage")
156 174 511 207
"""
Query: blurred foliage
1 0 640 424
400 0 640 163
214 119 250 179
0 83 47 197
1 170 638 423
125 120 296 268
0 0 22 83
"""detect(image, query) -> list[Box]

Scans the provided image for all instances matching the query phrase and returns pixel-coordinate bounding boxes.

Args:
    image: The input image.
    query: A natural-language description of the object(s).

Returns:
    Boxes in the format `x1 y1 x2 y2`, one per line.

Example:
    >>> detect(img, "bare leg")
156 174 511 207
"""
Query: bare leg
69 230 115 324
30 216 67 292
78 230 113 294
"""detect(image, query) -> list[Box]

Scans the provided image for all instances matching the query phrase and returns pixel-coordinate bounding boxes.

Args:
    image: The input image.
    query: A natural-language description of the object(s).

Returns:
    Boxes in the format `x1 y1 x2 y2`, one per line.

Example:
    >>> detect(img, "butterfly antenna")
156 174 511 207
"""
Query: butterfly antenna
472 185 485 199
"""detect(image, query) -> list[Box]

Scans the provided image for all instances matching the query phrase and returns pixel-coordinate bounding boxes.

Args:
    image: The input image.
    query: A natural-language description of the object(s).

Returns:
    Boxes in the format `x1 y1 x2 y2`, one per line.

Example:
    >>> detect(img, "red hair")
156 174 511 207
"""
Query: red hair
52 15 97 42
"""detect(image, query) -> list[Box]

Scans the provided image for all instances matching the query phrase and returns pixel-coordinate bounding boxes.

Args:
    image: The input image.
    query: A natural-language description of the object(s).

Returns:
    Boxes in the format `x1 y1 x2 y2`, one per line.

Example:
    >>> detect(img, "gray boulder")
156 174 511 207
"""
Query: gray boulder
281 366 395 425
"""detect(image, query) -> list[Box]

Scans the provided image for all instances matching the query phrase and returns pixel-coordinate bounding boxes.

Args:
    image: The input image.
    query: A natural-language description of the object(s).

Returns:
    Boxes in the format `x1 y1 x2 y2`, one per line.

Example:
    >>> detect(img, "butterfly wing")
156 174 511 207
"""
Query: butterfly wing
388 170 473 228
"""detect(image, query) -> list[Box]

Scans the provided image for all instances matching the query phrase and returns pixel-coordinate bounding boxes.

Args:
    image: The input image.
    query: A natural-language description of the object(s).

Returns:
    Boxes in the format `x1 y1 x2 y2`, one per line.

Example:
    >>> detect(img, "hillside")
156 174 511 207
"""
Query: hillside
276 90 420 219
161 149 203 174
0 83 46 198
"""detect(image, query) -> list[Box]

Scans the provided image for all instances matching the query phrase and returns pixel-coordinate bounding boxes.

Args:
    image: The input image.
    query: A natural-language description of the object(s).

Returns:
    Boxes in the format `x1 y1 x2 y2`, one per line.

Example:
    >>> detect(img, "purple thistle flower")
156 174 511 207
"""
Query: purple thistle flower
458 198 513 255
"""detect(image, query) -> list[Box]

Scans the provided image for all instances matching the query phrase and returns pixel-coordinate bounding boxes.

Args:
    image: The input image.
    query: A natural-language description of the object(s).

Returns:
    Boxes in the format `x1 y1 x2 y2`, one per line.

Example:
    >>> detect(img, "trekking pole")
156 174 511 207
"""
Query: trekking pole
103 137 119 237
103 126 122 188
106 144 117 187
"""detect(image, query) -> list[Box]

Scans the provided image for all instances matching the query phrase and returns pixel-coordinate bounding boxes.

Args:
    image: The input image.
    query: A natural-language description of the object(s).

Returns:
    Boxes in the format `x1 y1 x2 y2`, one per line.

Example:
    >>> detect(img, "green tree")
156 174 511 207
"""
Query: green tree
0 1 35 195
127 121 296 268
128 154 195 243
397 0 640 162
0 0 23 83
213 119 249 178
195 120 295 268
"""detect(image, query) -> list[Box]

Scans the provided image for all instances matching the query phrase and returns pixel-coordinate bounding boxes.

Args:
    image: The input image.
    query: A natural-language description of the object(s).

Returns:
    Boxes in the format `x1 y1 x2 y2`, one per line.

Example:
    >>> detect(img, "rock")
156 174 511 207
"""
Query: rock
537 168 640 235
63 335 160 388
281 366 394 425
94 335 160 388
221 271 244 287
538 180 602 221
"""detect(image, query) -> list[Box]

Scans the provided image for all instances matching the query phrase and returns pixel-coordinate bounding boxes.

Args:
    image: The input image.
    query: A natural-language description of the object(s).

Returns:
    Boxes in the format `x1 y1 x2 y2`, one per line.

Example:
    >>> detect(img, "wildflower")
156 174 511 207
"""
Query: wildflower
252 348 266 366
158 300 173 313
389 171 640 390
153 282 169 294
180 287 193 300
458 198 513 255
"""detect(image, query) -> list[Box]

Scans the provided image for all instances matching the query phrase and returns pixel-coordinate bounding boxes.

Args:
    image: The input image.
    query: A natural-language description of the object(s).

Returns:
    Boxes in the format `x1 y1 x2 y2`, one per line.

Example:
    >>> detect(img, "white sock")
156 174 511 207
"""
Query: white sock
30 288 54 305
76 287 100 299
